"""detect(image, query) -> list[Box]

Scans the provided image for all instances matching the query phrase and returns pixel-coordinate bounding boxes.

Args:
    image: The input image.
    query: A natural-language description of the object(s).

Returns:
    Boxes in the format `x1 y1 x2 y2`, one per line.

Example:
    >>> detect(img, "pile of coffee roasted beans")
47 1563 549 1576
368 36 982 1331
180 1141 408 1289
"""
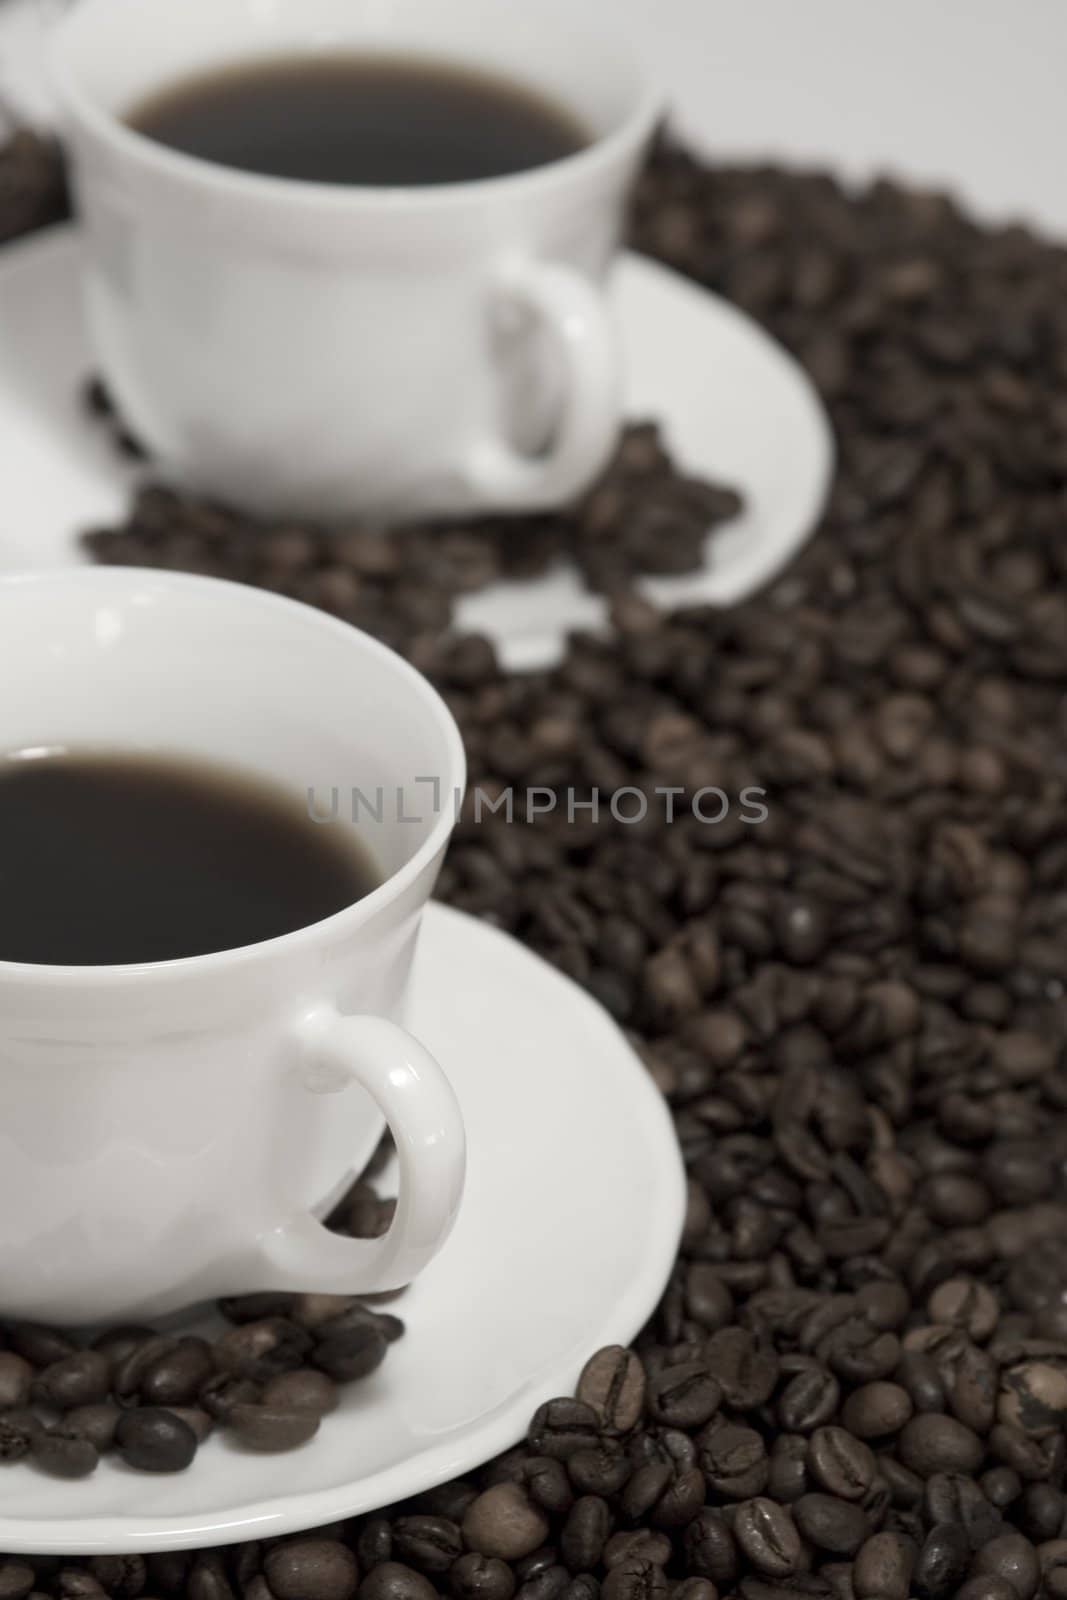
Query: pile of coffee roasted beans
81 378 742 632
0 1157 403 1480
5 130 1067 1600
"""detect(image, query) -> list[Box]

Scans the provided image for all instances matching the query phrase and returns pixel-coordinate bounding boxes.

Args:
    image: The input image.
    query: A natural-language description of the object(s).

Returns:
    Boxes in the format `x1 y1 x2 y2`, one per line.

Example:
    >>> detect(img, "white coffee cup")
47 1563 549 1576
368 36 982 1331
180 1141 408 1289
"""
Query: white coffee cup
0 568 467 1325
49 0 661 521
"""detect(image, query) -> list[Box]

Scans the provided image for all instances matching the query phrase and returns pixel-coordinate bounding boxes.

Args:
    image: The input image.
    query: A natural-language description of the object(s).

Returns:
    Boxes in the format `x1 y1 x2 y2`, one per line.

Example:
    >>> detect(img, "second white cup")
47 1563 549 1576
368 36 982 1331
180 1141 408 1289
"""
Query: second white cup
51 0 661 520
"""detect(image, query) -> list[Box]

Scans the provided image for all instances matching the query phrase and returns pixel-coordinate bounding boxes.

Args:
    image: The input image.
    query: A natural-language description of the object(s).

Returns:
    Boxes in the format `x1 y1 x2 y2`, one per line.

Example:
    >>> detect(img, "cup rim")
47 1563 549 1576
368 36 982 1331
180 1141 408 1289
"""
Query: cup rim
49 3 665 214
0 567 467 986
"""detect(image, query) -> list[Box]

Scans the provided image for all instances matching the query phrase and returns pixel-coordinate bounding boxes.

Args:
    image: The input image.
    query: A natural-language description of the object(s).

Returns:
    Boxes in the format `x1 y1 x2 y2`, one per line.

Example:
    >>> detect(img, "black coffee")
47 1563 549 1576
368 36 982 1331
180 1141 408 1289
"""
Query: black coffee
125 53 589 187
0 751 379 965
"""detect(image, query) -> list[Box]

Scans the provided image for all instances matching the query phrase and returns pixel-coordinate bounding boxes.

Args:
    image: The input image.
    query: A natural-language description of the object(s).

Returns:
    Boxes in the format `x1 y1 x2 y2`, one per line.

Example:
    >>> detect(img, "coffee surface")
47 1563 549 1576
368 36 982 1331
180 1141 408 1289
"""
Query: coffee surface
125 53 589 186
0 750 379 965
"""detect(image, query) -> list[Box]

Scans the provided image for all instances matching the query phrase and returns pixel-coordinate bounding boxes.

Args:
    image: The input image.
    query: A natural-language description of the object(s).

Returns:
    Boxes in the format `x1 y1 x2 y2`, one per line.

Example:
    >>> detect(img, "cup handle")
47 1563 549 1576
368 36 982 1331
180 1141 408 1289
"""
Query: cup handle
464 258 622 510
256 1011 466 1294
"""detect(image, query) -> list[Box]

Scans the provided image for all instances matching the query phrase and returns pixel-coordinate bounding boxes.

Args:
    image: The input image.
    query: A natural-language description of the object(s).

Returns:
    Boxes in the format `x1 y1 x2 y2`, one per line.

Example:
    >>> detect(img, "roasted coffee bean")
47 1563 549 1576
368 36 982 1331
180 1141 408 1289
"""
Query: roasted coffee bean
841 1382 913 1439
264 1540 359 1600
32 1350 111 1409
767 1434 810 1504
360 1566 436 1600
0 1408 41 1462
228 1402 319 1452
684 1512 738 1586
140 1338 216 1406
852 1531 916 1600
733 1500 803 1578
970 1535 1041 1600
807 1428 877 1500
705 1327 779 1408
645 1361 721 1426
529 1401 602 1461
65 1402 121 1453
576 1349 646 1434
463 1485 551 1561
599 1558 667 1600
794 1494 870 1556
898 1413 984 1476
8 1322 77 1367
199 1372 261 1421
778 1367 841 1432
32 1425 98 1478
927 1280 1000 1343
312 1324 389 1383
0 1352 34 1409
698 1417 768 1496
262 1368 339 1415
567 1441 631 1496
114 1408 198 1472
113 1335 182 1401
560 1498 611 1572
214 1319 312 1381
449 1554 517 1600
914 1523 970 1599
604 1533 672 1572
0 1562 35 1600
391 1517 463 1573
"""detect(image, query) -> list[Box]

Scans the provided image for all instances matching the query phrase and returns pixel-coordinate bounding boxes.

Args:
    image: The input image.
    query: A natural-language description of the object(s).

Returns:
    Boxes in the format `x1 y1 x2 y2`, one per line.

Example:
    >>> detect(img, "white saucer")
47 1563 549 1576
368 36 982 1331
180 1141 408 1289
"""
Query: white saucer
0 225 833 671
0 903 684 1556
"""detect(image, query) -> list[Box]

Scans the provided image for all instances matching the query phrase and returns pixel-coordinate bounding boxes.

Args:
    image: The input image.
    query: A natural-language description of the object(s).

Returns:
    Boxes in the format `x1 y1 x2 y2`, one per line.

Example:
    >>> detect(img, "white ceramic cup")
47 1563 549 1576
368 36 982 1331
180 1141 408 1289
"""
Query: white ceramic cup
49 0 661 521
0 567 467 1325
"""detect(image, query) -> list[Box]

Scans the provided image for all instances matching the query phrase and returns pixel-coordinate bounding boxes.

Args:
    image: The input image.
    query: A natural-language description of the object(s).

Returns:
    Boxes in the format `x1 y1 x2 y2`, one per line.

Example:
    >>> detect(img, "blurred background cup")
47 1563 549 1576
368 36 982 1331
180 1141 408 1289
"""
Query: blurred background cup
49 0 662 520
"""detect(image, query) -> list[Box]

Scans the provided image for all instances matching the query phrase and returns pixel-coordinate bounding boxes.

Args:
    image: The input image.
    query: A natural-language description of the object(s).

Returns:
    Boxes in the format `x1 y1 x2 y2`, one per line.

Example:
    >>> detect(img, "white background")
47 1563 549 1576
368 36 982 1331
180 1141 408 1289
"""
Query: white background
2 0 1067 234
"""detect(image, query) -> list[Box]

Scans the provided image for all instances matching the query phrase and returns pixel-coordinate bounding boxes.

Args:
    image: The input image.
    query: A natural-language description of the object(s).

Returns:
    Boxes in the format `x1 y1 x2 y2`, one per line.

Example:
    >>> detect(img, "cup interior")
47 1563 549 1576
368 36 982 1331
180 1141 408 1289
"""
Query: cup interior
0 570 464 906
54 0 648 162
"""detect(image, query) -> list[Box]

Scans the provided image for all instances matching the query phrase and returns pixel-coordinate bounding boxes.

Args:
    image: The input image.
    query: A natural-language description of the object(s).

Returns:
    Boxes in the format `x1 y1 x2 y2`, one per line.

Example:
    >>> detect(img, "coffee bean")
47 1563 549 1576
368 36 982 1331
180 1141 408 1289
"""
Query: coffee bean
955 1581 1019 1600
449 1554 517 1600
698 1417 768 1496
970 1535 1041 1600
705 1327 779 1408
262 1369 339 1415
576 1348 646 1434
794 1494 869 1556
391 1517 463 1574
199 1372 261 1421
733 1500 803 1577
559 1498 611 1572
463 1486 551 1561
32 1425 98 1478
0 1563 35 1600
1039 1544 1067 1600
646 1362 721 1427
0 1409 40 1462
65 1402 121 1452
927 1279 1000 1342
114 1408 198 1472
914 1523 970 1599
86 1554 147 1599
807 1428 877 1500
852 1531 916 1600
604 1533 672 1572
841 1382 913 1439
998 1361 1067 1435
778 1367 841 1432
215 1319 312 1381
898 1414 985 1475
0 1352 33 1409
229 1403 320 1452
8 1322 77 1367
264 1540 359 1600
140 1337 216 1406
529 1401 602 1460
33 1350 111 1409
600 1559 667 1600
